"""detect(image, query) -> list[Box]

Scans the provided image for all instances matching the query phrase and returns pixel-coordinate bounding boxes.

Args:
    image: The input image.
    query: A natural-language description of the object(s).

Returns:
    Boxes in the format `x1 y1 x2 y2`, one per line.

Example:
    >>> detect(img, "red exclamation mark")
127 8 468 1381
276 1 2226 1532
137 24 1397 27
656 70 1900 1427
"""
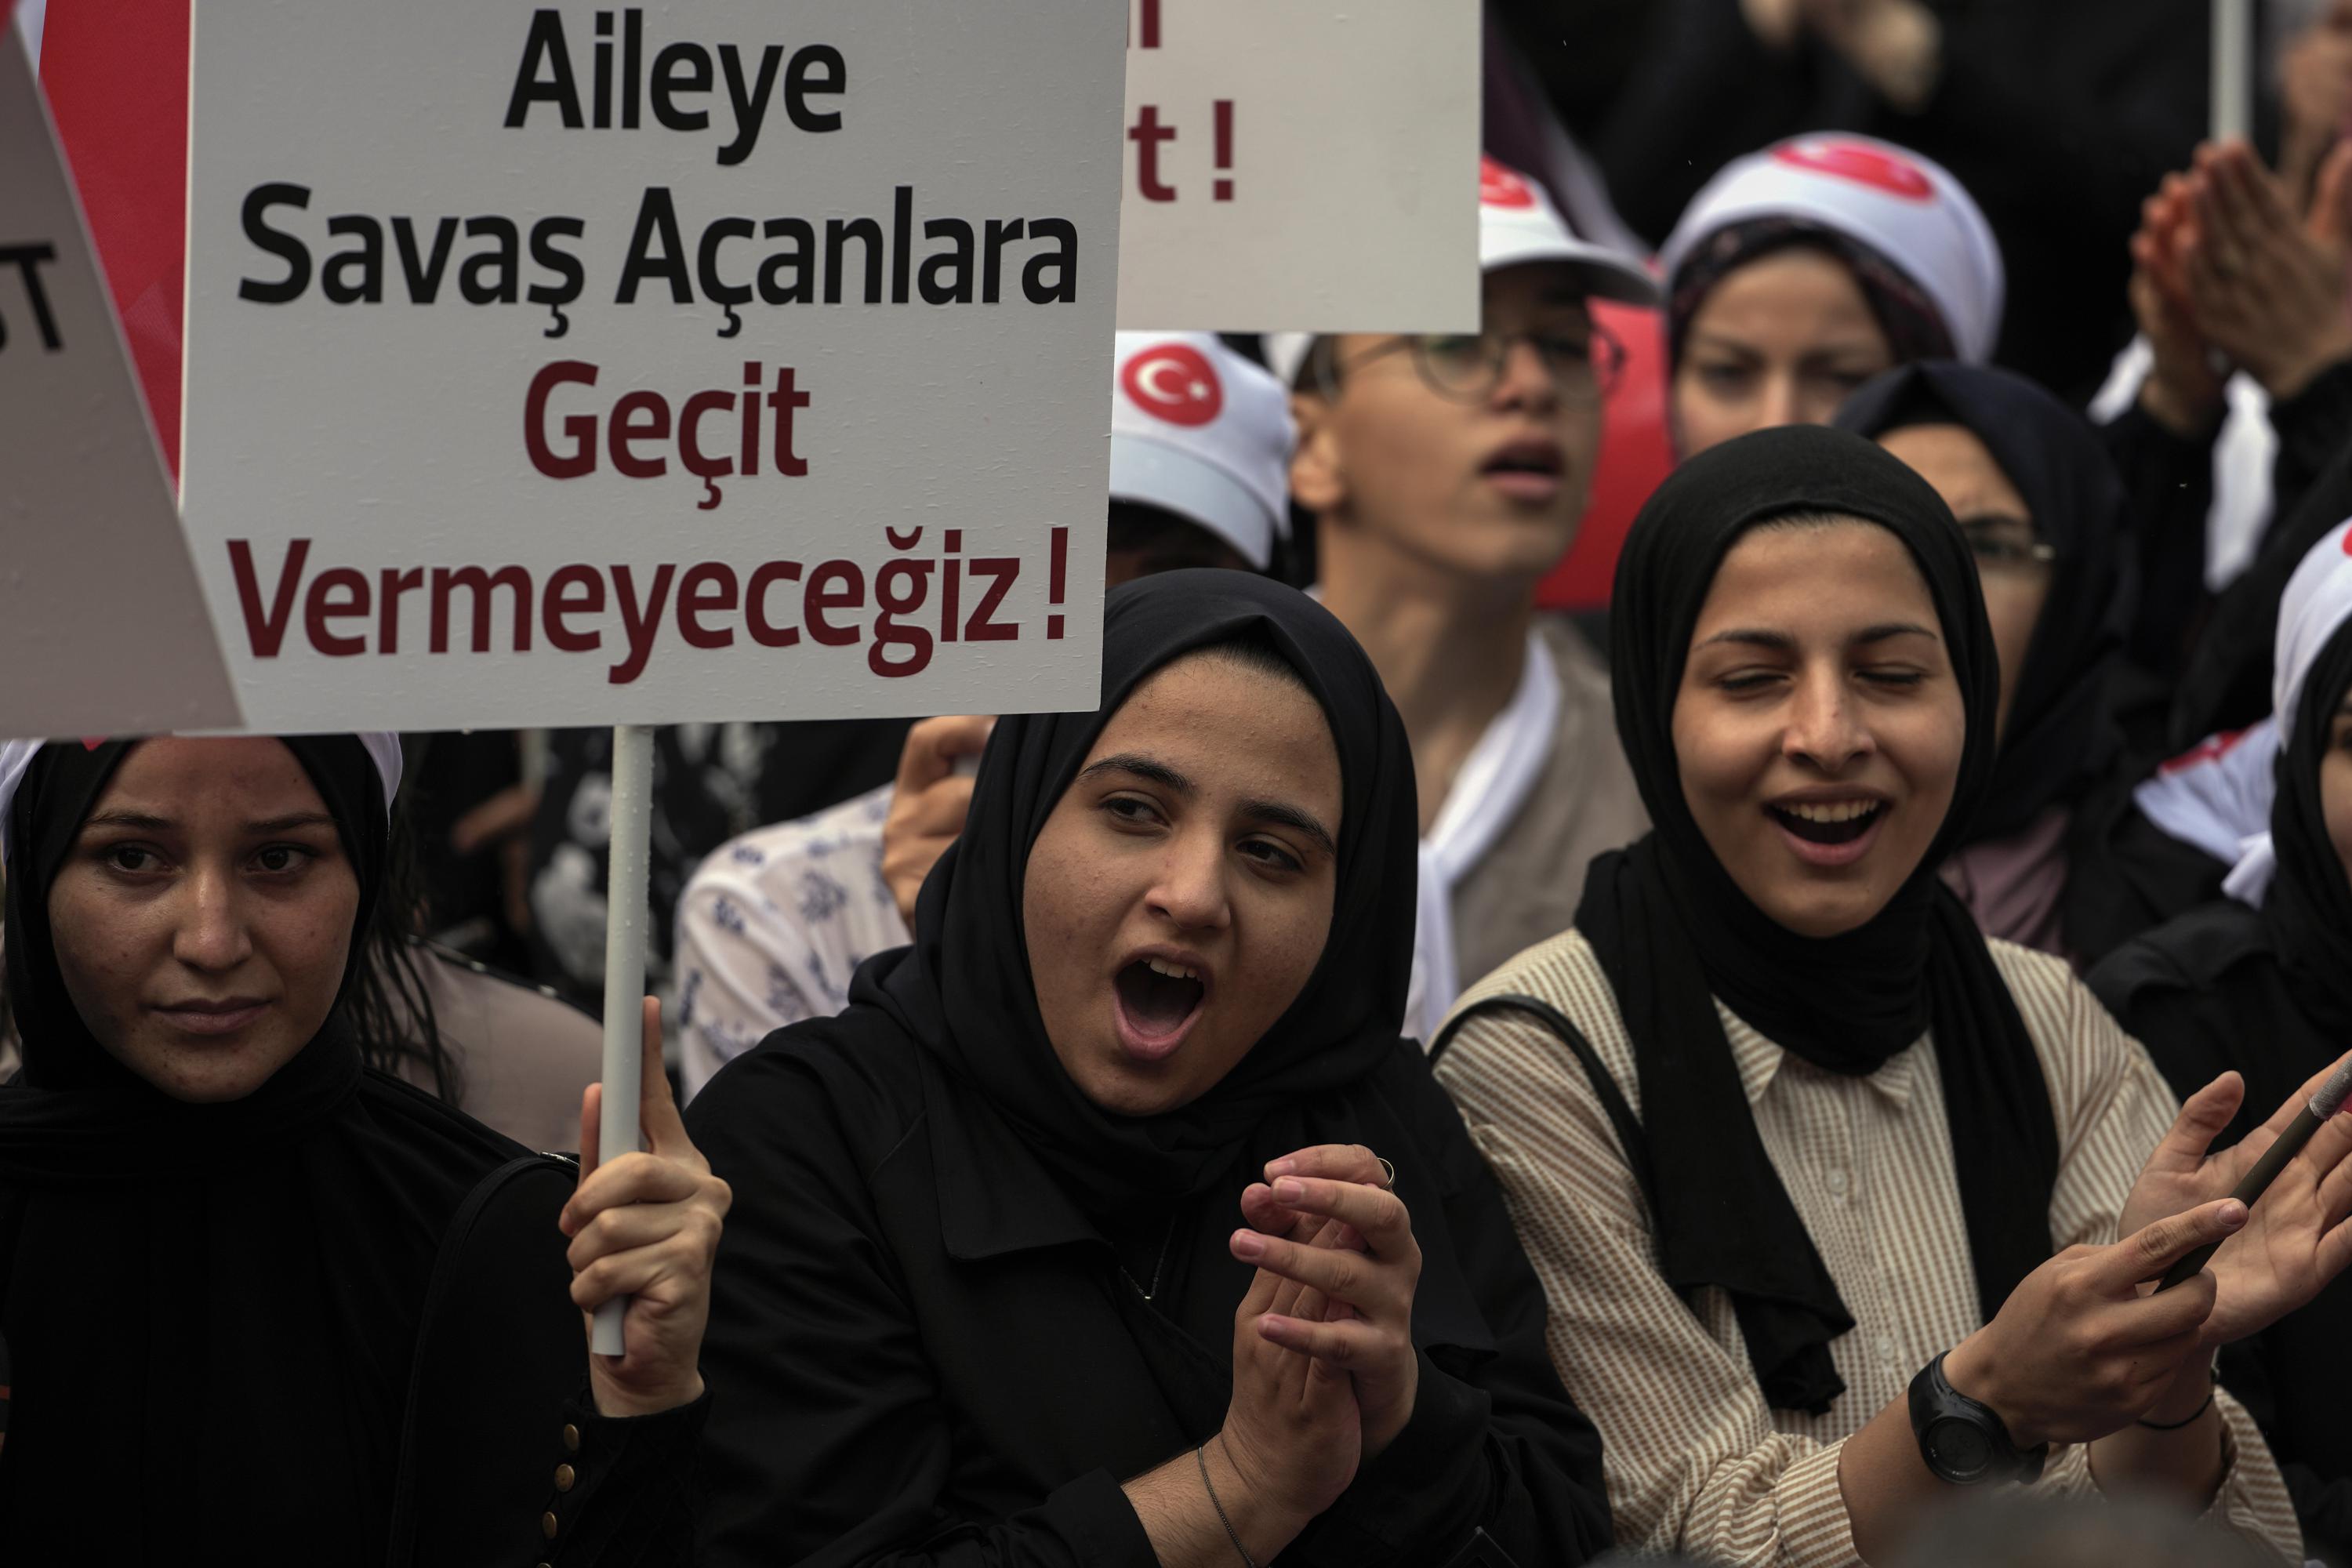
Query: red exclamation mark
1047 527 1068 639
1214 101 1235 201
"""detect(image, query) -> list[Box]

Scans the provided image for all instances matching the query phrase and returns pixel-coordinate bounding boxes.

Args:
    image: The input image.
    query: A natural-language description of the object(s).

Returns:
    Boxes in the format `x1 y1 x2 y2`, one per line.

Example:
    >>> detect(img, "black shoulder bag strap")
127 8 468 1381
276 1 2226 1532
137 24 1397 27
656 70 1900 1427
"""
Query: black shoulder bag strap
1428 993 1657 1220
386 1151 580 1567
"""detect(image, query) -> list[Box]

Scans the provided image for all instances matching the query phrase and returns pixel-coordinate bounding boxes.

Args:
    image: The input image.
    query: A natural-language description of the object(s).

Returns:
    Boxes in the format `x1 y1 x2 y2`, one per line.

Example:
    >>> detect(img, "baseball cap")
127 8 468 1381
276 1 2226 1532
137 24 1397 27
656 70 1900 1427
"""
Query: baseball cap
1109 332 1294 572
1263 154 1661 389
1659 134 2005 364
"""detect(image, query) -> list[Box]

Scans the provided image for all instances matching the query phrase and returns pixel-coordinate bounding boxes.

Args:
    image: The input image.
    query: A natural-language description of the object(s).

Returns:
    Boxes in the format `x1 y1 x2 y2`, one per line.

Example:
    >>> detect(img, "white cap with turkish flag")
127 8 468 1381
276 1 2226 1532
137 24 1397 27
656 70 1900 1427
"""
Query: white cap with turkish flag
1110 332 1294 571
1659 133 2005 363
1262 155 1658 388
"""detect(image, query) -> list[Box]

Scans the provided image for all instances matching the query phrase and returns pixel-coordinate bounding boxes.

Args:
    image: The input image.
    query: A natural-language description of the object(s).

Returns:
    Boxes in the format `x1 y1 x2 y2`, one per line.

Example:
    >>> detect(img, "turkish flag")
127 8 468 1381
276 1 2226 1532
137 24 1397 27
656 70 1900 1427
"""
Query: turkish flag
37 0 190 475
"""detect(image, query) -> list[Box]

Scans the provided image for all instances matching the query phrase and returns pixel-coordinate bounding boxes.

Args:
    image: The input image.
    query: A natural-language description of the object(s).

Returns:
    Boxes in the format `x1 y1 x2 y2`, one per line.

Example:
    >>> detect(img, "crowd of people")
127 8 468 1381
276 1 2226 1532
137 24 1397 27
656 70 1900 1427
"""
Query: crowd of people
9 3 2352 1564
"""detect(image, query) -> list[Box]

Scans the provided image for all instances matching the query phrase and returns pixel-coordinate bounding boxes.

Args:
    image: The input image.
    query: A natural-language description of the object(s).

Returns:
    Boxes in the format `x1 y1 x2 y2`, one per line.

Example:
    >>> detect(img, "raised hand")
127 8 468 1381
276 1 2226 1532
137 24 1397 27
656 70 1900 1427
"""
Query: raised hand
2177 140 2352 401
1230 1163 1424 1458
2130 172 2226 436
880 713 994 925
1943 1200 2246 1448
1214 1213 1363 1549
2125 1058 2352 1346
561 996 733 1417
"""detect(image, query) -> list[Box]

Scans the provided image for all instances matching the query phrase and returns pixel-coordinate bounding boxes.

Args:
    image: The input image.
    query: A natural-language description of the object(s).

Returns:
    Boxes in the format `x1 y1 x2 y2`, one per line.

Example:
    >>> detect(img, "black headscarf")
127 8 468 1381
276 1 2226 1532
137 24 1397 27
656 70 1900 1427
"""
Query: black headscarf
1667 216 1957 372
1835 361 2134 844
869 568 1419 1220
0 736 521 1563
2263 619 2352 1040
1578 424 2059 1413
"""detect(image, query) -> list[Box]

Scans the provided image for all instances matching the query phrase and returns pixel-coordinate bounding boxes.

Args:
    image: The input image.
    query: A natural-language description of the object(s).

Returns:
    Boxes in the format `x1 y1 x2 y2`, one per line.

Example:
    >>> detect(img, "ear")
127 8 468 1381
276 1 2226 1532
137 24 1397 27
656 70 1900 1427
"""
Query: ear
1287 388 1348 519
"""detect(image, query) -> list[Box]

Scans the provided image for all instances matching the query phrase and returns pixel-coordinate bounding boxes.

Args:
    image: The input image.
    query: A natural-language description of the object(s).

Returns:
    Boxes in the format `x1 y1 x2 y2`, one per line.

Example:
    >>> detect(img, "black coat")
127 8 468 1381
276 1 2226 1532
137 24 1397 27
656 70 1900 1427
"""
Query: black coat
684 1022 1614 1567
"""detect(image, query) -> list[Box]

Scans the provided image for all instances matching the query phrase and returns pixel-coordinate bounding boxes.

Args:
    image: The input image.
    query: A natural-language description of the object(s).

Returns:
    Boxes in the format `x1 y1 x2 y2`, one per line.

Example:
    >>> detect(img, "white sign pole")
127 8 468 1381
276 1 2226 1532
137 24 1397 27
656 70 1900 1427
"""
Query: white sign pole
2212 0 2252 142
592 722 655 1356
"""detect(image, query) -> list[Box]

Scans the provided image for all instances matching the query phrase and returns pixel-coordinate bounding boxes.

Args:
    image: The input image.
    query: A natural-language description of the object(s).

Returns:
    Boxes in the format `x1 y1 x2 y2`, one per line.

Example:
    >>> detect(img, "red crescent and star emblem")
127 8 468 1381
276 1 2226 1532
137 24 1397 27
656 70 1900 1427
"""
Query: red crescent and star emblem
1479 156 1538 210
1121 343 1224 428
1772 139 1935 202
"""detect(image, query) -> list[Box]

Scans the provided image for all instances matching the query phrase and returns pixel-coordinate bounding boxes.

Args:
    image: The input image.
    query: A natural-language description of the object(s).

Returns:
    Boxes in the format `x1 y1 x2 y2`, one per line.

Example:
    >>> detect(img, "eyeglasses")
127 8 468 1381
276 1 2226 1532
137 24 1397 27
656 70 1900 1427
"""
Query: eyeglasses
1327 323 1628 407
1958 515 2056 572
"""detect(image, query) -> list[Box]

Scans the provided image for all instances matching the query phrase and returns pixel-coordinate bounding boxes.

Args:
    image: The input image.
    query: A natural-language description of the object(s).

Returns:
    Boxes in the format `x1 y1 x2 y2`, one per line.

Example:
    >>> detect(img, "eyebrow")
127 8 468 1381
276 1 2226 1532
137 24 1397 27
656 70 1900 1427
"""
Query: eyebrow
1697 622 1939 652
1078 753 1338 858
79 809 340 835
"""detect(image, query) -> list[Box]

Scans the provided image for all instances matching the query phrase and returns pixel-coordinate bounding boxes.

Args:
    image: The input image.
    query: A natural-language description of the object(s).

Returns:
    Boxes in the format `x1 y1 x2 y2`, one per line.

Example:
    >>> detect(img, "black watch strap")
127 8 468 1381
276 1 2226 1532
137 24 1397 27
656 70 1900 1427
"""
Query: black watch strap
1908 1351 2047 1486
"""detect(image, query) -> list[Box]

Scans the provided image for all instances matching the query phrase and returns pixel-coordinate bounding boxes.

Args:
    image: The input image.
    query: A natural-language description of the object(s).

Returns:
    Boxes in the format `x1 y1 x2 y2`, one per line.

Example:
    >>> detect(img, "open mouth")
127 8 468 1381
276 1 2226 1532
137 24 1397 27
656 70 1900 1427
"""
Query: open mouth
1112 957 1206 1059
1482 441 1565 482
1768 800 1885 846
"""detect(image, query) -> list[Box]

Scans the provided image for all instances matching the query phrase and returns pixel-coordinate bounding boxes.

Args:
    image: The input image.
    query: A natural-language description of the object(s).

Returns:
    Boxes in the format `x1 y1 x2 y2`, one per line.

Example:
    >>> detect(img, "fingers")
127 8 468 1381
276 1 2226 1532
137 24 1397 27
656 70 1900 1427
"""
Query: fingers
1233 1228 1403 1318
1262 1175 1412 1254
565 1197 697 1273
637 996 693 1155
890 778 976 840
1255 1312 1388 1371
577 1083 601 1185
891 713 995 795
2310 140 2352 245
2102 1198 2249 1291
568 1226 719 1313
2117 1261 2218 1344
2234 146 2302 234
2151 1073 2247 1173
561 1150 710 1235
1265 1144 1389 1189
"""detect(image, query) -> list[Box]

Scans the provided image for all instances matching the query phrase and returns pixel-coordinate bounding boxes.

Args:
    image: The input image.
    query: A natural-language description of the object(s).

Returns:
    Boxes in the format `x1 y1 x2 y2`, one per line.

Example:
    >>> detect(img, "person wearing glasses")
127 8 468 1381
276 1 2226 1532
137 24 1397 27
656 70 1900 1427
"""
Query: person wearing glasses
1260 157 1654 1043
1835 361 2228 969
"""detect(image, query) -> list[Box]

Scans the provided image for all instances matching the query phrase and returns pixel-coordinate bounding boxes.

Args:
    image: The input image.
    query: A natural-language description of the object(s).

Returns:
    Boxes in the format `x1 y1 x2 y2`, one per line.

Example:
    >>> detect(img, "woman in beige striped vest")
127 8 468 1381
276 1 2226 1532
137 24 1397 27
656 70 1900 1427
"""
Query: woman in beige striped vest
1432 426 2352 1566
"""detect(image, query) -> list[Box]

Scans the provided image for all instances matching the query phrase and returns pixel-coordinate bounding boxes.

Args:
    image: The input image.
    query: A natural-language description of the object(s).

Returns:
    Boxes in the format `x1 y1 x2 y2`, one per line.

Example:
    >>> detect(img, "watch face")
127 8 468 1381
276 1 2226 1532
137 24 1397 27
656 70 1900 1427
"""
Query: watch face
1925 1416 1994 1483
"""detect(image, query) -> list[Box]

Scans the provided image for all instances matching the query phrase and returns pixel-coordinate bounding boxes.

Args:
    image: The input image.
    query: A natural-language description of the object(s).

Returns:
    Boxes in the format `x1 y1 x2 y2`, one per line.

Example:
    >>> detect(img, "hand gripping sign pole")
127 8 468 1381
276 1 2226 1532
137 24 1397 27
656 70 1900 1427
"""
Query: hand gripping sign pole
593 724 656 1356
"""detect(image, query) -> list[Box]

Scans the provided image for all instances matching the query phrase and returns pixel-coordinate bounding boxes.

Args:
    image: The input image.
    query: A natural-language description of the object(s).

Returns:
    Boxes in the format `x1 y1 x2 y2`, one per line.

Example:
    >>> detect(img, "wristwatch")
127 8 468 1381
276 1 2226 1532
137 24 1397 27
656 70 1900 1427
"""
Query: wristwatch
1908 1351 2047 1486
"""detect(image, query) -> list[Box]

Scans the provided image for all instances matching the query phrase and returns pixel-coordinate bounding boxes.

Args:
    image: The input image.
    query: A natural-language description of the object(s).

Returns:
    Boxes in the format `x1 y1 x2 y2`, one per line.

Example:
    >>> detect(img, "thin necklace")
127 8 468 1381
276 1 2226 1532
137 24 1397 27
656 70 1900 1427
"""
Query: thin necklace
1120 1216 1179 1303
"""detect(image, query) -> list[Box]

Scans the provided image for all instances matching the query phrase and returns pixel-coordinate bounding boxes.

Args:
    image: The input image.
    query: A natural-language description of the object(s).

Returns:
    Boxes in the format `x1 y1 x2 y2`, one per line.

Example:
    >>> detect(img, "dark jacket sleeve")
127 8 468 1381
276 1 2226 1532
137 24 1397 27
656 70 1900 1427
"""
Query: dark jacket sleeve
2169 434 2352 747
546 1392 708 1565
685 1053 1158 1568
2267 358 2352 538
1287 1055 1614 1567
2098 403 2219 686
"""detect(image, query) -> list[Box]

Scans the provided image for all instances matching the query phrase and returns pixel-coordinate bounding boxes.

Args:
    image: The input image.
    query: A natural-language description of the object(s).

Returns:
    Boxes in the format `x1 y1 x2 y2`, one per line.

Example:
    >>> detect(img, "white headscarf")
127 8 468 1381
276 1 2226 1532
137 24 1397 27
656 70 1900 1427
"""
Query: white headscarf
1660 132 2005 364
2137 518 2352 907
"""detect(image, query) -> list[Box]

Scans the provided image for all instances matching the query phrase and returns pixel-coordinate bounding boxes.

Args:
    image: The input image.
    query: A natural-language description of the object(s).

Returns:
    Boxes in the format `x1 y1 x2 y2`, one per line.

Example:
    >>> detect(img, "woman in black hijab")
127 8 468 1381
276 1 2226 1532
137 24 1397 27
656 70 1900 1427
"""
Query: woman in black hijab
2092 519 2352 1565
682 569 1611 1566
0 733 718 1564
1834 361 2223 967
1430 426 2348 1565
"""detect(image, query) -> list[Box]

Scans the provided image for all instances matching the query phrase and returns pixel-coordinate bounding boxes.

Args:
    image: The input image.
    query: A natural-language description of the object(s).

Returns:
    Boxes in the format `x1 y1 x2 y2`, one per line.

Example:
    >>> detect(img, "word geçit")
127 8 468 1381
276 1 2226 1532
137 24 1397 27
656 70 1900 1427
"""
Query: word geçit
223 528 1073 685
524 361 809 511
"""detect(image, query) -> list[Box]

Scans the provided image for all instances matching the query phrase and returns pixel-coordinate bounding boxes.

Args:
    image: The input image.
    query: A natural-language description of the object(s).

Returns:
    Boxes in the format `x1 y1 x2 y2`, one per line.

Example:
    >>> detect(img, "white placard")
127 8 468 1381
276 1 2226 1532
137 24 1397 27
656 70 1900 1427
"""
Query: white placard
1115 0 1479 333
182 2 1126 733
0 25 242 738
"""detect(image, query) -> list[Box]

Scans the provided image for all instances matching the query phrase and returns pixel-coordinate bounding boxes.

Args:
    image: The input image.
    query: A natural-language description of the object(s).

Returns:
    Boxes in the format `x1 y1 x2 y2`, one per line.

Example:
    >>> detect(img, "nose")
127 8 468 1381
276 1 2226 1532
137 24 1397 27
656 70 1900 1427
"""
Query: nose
1782 665 1872 771
1145 826 1232 934
171 863 255 974
1490 335 1562 415
1754 369 1802 433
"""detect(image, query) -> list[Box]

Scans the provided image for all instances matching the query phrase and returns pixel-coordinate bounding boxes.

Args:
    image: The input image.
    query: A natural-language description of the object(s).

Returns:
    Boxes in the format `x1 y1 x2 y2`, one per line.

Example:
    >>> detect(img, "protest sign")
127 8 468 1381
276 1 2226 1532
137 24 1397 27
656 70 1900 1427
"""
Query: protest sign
181 2 1127 734
1116 0 1479 332
0 22 241 738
